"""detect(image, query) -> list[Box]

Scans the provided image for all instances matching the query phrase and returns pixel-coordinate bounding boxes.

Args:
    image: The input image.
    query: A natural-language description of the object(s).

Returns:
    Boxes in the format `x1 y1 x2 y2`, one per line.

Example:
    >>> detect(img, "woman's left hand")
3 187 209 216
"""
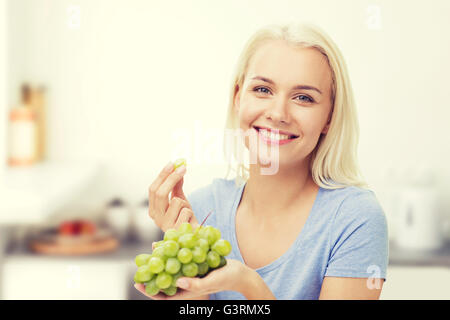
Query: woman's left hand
134 259 251 300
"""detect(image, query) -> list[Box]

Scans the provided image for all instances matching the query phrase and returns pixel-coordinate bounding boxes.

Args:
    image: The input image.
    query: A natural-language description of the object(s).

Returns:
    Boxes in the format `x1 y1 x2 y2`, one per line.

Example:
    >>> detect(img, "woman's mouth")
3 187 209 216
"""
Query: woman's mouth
253 126 299 146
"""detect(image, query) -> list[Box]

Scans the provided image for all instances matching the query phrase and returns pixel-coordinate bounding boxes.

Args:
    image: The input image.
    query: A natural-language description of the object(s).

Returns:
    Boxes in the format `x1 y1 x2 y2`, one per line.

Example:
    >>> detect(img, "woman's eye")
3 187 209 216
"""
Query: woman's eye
295 95 314 103
253 87 270 94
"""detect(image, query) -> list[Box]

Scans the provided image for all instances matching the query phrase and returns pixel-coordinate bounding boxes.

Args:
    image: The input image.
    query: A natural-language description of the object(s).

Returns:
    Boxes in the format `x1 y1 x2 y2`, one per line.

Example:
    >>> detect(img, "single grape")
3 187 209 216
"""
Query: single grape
211 239 232 256
134 272 146 284
212 227 221 242
165 257 181 274
145 278 160 296
156 272 173 289
171 271 183 287
206 251 221 268
196 226 206 238
173 158 186 170
178 222 193 234
164 229 179 242
148 256 165 273
177 247 193 264
203 226 220 245
162 286 178 296
197 261 209 276
218 256 227 268
192 246 207 263
135 265 153 283
163 240 179 257
152 246 167 261
135 253 151 267
178 233 196 248
153 240 165 248
196 238 209 252
182 262 198 277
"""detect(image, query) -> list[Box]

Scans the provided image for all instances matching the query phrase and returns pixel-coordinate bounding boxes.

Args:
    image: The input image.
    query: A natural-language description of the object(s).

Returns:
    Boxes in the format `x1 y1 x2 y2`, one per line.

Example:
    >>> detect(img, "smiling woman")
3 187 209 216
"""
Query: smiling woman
139 22 388 301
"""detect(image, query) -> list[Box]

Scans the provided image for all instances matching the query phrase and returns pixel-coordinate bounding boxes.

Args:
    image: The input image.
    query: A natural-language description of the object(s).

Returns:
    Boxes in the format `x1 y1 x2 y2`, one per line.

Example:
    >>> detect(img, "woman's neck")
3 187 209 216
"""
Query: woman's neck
241 159 316 220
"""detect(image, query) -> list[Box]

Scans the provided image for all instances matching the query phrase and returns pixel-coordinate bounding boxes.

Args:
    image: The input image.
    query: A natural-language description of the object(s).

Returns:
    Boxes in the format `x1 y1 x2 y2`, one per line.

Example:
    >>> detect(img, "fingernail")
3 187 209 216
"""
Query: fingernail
176 278 189 289
175 165 186 174
165 162 173 171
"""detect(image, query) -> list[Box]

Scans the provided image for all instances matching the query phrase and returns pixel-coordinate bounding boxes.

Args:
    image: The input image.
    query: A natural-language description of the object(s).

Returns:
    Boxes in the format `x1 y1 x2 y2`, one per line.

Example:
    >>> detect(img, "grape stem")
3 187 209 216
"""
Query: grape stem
194 211 213 236
200 211 213 227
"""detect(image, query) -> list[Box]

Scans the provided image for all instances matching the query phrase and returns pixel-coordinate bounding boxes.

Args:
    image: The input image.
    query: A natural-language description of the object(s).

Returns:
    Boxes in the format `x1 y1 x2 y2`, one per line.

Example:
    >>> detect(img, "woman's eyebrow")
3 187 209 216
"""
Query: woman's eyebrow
250 76 322 95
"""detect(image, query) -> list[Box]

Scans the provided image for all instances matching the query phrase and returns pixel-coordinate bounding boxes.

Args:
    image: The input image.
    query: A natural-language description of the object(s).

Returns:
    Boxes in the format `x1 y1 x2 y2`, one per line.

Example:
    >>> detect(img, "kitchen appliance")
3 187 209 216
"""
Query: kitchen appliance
395 169 443 251
104 197 131 241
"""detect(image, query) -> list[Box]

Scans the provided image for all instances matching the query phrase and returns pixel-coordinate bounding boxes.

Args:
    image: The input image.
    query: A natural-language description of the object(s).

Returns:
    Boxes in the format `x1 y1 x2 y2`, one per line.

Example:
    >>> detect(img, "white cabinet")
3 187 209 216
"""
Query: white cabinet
2 256 135 300
380 266 450 300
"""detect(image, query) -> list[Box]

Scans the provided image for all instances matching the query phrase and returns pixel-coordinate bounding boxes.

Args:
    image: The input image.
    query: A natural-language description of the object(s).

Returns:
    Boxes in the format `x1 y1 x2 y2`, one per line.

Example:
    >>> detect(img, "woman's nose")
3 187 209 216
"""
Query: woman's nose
265 97 290 124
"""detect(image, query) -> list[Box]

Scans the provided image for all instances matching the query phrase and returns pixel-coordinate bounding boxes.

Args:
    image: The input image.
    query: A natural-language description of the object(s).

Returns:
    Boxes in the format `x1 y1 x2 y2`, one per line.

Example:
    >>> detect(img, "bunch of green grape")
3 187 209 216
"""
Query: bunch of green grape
134 222 232 296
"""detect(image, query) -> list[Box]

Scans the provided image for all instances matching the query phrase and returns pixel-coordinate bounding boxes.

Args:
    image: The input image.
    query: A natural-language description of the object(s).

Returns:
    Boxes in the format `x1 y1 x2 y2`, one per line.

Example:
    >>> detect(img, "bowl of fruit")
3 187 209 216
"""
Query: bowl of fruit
133 221 232 296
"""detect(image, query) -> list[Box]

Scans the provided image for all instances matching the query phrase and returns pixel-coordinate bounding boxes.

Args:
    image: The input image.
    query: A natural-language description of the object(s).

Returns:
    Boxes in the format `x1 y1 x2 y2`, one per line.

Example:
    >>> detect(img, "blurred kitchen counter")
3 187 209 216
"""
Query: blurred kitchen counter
4 237 156 261
388 239 450 267
5 237 450 267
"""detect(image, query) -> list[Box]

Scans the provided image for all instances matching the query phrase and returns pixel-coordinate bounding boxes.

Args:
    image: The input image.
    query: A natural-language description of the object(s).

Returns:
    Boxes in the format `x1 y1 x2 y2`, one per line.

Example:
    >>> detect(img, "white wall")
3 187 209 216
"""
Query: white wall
6 0 450 235
0 0 7 175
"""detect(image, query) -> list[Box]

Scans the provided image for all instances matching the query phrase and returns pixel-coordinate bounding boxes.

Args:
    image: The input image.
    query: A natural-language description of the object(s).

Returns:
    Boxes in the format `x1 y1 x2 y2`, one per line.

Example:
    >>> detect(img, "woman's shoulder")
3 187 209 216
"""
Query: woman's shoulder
321 183 373 198
322 184 387 229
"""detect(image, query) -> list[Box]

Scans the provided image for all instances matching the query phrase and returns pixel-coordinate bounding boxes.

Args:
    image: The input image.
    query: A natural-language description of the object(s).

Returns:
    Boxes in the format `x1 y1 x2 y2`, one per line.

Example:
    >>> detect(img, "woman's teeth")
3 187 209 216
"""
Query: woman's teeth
259 129 291 141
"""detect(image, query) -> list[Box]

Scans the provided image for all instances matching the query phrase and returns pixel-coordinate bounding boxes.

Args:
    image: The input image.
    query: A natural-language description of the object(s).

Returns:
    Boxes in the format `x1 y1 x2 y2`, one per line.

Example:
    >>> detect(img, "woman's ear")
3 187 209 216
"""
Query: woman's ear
233 84 240 114
322 123 330 134
321 109 333 134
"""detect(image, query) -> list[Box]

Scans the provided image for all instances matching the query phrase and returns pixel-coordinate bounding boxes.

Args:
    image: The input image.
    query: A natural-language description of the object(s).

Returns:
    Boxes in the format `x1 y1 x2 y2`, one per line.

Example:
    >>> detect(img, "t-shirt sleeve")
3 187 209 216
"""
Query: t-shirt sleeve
324 190 389 281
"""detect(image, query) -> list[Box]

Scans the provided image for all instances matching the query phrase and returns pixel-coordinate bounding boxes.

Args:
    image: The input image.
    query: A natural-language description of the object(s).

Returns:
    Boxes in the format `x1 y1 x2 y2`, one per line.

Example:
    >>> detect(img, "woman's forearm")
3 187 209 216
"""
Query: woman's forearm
239 267 276 300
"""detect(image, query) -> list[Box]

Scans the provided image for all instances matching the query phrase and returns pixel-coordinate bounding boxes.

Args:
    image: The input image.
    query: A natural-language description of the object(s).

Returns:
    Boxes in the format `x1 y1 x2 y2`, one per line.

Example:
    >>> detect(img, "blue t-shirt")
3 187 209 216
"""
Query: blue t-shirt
186 177 389 300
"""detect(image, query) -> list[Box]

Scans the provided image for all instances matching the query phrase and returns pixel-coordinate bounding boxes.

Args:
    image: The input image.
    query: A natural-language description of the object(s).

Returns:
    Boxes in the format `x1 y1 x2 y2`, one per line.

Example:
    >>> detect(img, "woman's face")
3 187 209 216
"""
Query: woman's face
234 40 334 171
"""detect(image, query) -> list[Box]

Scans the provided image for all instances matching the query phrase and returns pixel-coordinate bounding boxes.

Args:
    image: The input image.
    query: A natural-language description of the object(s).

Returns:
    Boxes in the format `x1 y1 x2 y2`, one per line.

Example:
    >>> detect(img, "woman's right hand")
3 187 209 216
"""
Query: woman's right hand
143 161 209 300
148 161 199 232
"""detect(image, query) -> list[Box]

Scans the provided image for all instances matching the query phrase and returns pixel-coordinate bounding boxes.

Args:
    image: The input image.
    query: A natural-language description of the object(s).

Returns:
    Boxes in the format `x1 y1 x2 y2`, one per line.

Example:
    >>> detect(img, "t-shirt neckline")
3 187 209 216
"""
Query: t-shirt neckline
228 179 324 275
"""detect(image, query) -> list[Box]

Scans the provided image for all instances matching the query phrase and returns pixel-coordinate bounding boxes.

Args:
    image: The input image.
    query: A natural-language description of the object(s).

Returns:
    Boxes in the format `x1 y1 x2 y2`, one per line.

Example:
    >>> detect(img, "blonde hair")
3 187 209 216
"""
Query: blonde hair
223 22 368 190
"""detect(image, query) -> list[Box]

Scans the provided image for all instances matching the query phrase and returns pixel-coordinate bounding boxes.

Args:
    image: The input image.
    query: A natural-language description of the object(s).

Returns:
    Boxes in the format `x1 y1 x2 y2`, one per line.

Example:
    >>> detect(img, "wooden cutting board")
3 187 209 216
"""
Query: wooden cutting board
29 228 119 256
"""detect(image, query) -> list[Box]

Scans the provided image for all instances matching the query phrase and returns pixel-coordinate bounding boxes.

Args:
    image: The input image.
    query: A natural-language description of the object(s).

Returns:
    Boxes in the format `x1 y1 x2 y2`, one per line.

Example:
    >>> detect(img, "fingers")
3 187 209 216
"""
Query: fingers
190 214 200 228
149 162 174 218
154 165 186 213
174 207 194 230
134 278 213 300
159 197 190 231
171 176 187 201
174 276 216 296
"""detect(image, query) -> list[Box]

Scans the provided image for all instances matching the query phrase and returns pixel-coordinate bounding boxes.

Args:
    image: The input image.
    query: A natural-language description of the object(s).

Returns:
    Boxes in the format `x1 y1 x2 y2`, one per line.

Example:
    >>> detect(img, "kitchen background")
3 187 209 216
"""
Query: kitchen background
1 0 450 299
